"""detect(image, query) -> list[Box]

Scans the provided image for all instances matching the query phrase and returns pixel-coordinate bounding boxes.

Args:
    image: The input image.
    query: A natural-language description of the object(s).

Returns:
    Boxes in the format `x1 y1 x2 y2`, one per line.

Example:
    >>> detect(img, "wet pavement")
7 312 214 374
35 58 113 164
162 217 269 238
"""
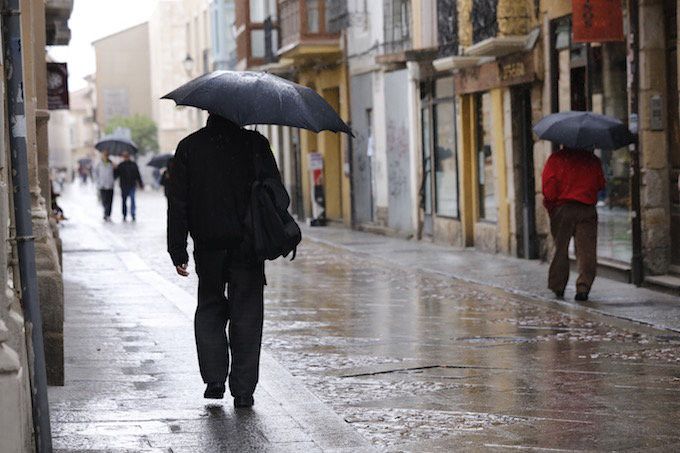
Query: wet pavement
51 184 680 451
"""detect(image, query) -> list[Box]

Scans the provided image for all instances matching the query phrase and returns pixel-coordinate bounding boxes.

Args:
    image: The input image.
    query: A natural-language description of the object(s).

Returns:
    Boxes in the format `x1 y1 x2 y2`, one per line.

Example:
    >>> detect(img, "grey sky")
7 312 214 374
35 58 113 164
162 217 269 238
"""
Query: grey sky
48 0 155 92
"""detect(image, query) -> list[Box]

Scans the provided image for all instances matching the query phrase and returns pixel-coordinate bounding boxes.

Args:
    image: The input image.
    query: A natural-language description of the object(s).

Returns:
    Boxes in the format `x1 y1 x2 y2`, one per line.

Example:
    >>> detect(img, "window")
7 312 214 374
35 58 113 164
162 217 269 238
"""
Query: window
434 101 457 217
476 92 497 222
307 0 321 33
251 29 265 58
250 0 277 23
384 0 411 53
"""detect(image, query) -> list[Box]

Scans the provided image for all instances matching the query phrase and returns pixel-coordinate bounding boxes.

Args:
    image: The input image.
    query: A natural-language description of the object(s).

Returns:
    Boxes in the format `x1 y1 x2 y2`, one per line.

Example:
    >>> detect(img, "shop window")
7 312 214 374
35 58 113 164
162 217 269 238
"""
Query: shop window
476 92 497 222
421 76 459 218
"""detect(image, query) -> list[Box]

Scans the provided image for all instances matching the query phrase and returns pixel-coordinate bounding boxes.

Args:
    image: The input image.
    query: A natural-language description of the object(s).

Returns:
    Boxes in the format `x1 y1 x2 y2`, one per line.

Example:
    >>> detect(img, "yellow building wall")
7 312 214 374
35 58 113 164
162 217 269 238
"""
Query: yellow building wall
298 63 351 225
490 88 510 254
458 91 511 252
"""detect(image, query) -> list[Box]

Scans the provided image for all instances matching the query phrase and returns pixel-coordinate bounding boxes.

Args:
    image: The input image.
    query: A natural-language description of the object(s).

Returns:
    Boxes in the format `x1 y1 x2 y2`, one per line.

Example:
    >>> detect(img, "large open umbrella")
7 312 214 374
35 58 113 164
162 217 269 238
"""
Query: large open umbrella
95 133 138 156
147 153 173 169
162 70 352 135
533 111 635 150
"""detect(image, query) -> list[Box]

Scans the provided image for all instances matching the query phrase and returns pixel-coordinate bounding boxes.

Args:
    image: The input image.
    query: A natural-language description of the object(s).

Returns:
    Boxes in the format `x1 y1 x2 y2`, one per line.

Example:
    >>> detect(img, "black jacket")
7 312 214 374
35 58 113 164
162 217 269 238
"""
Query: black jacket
115 160 143 190
167 115 280 266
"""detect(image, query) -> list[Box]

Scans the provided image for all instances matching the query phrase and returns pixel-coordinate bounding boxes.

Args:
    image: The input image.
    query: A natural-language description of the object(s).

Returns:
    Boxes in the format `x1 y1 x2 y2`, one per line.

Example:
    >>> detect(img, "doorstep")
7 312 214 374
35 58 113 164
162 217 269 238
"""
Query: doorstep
645 274 680 296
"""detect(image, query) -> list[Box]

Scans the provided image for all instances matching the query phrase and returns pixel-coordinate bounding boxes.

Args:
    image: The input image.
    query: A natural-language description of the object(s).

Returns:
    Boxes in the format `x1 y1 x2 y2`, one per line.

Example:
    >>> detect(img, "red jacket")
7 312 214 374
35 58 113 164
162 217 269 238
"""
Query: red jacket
542 148 606 213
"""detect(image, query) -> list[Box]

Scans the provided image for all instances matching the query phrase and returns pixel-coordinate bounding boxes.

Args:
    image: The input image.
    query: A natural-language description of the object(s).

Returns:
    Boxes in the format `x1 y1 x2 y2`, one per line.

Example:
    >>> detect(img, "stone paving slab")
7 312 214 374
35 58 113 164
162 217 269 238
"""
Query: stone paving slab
49 203 373 452
301 225 680 333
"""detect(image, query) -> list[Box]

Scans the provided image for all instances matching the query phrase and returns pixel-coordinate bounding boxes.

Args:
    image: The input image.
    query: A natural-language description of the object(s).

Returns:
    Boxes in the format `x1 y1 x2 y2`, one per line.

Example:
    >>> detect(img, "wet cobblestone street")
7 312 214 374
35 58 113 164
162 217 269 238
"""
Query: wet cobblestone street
51 185 680 452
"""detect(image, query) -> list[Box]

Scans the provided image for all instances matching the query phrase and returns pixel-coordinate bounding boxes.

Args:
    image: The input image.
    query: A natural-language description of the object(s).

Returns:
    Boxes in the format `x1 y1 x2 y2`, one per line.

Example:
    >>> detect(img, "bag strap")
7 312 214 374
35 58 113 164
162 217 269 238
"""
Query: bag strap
251 136 264 182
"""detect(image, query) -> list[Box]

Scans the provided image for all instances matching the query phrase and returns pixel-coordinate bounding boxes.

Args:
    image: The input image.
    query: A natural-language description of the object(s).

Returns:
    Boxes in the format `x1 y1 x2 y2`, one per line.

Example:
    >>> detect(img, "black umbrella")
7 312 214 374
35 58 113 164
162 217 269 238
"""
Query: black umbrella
162 70 352 135
95 133 138 156
147 153 173 169
533 111 635 150
77 157 92 166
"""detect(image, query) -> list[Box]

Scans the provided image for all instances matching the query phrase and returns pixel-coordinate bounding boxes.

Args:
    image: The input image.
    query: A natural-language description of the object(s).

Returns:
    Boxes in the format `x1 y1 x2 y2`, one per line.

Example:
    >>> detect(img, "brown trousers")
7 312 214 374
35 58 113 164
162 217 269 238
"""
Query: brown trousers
548 202 598 295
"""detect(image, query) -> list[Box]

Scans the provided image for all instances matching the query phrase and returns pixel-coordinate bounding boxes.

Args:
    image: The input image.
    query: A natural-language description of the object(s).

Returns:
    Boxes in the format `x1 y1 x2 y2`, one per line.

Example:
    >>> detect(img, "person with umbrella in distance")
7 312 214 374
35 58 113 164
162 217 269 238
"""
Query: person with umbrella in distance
115 151 144 222
534 111 635 301
163 70 350 407
93 150 115 222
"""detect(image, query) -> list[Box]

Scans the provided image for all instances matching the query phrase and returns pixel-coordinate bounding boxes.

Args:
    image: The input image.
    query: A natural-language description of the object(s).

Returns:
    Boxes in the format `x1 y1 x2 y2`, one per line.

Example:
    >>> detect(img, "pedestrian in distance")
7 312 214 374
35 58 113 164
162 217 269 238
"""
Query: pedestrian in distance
542 145 606 302
167 114 281 408
115 150 144 222
93 150 115 222
159 157 173 199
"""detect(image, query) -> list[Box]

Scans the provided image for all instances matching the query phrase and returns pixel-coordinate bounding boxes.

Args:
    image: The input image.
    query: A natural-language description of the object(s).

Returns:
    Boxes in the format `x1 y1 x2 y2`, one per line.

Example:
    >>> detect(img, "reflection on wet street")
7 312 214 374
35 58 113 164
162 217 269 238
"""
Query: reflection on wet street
53 185 680 451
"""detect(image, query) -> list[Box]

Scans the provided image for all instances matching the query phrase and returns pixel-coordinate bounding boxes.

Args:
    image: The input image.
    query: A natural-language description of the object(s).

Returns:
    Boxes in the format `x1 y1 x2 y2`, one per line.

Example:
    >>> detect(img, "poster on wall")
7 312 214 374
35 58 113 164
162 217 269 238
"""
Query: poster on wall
573 0 624 42
47 62 69 110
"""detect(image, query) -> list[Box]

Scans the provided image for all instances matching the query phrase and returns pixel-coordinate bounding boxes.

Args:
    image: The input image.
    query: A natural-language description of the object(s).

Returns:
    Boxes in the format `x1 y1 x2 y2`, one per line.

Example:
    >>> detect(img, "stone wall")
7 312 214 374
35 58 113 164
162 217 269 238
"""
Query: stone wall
0 16 35 452
638 0 672 274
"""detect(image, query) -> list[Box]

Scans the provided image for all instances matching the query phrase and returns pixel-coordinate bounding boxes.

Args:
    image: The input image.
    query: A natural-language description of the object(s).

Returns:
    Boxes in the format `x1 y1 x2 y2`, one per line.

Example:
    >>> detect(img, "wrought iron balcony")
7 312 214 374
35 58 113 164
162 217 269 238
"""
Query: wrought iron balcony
278 0 342 55
472 0 498 44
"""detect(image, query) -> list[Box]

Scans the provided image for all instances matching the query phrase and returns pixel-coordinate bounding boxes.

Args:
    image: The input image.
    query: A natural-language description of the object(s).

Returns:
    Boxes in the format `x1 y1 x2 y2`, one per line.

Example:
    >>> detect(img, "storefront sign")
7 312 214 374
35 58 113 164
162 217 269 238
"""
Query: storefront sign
47 62 69 110
499 61 526 82
455 52 536 94
573 0 624 43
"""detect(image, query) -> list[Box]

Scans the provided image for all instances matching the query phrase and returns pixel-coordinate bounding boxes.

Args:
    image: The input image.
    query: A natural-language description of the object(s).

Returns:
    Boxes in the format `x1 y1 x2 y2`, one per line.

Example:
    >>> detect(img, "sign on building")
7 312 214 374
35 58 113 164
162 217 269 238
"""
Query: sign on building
573 0 624 42
47 62 69 110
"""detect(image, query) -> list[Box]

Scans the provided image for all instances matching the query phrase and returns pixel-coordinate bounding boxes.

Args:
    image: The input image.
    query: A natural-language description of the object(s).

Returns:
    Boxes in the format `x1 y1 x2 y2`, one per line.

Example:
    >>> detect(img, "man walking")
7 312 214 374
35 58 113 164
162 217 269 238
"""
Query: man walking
167 114 280 408
542 146 606 302
115 151 144 221
93 151 115 222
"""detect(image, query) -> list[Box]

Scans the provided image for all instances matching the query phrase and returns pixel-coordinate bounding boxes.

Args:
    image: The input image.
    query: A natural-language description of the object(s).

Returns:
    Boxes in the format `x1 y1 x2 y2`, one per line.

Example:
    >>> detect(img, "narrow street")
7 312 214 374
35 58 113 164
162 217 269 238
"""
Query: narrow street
50 184 680 452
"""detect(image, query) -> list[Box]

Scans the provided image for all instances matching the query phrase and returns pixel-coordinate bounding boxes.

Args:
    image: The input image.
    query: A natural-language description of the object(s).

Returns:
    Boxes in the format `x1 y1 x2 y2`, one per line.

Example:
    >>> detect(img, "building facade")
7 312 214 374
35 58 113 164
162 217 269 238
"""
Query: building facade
93 22 153 130
1 0 73 450
176 0 680 288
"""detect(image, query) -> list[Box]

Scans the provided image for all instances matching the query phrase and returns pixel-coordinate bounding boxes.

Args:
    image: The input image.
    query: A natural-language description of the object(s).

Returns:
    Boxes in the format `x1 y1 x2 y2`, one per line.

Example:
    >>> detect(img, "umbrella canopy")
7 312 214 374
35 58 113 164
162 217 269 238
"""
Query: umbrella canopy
95 134 138 156
162 70 352 135
533 111 635 150
147 153 173 169
77 157 92 166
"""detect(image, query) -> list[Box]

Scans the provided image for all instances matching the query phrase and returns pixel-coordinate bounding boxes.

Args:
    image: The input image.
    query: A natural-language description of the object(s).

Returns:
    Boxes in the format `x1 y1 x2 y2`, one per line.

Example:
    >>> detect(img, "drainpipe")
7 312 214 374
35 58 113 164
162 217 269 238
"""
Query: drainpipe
628 0 643 286
2 0 53 451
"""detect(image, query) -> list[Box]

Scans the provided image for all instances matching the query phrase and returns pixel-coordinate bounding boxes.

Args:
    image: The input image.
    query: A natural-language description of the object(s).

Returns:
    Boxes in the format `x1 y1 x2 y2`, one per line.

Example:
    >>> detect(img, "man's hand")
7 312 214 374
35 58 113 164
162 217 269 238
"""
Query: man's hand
175 263 189 277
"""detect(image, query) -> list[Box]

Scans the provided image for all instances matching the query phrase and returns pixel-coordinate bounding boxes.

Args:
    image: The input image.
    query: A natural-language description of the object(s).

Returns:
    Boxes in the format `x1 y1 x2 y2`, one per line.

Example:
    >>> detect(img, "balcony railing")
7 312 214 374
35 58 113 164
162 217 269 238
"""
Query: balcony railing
383 0 412 55
278 0 341 51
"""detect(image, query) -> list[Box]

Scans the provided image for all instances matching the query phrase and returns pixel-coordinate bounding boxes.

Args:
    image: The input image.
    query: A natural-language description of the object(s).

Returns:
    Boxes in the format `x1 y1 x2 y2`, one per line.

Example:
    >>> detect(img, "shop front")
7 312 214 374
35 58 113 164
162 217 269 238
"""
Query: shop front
548 14 633 265
445 48 539 257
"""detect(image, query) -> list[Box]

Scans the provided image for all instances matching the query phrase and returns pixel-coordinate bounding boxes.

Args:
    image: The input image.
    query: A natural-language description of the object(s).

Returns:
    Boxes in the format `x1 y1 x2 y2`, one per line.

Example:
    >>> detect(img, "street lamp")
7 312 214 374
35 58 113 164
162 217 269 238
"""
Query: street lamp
183 54 194 74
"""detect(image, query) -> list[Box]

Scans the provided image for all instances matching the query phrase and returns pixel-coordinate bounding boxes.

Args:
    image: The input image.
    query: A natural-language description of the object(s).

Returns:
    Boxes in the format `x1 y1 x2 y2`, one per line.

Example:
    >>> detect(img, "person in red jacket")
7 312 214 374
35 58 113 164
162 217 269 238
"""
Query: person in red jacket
542 146 606 301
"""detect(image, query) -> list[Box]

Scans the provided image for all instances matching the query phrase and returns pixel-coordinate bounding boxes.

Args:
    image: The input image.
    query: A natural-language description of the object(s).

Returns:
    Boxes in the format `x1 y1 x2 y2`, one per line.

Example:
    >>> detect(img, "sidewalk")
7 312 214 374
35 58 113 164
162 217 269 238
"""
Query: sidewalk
49 187 372 452
302 225 680 333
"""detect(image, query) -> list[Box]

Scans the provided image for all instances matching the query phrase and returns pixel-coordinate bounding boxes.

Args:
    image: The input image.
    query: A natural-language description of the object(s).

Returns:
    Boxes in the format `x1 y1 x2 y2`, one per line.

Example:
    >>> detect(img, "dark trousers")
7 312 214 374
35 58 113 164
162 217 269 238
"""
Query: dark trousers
549 202 598 295
194 249 264 397
100 189 113 218
121 186 136 219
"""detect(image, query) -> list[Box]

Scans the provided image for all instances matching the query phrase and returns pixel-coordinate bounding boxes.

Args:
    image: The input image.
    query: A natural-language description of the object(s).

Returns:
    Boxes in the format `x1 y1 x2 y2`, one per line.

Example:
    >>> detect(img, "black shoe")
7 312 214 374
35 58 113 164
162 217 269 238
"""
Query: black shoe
553 290 564 299
575 292 589 301
204 382 225 399
234 395 254 408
